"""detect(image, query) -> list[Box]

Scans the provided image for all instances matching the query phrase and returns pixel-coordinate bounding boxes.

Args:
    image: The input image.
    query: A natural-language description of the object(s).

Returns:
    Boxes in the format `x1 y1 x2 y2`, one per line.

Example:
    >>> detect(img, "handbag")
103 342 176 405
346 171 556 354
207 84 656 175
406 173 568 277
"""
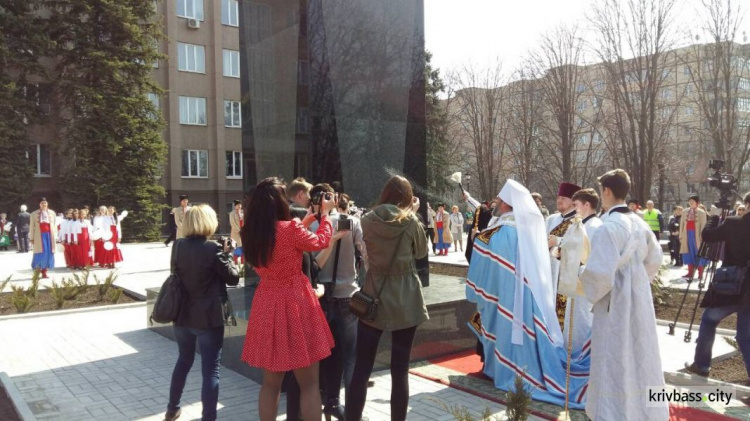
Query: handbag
150 240 184 324
222 295 237 326
711 259 750 296
349 230 406 321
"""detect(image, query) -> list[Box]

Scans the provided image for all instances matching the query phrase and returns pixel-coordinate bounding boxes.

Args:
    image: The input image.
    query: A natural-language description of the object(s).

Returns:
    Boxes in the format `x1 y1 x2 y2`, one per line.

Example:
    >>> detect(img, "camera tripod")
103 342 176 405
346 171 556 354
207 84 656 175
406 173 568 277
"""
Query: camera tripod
667 209 728 342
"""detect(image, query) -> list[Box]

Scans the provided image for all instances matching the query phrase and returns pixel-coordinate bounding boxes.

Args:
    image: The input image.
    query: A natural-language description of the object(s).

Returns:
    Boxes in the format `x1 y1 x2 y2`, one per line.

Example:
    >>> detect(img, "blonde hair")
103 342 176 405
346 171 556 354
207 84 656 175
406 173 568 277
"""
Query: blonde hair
184 204 218 237
451 205 459 212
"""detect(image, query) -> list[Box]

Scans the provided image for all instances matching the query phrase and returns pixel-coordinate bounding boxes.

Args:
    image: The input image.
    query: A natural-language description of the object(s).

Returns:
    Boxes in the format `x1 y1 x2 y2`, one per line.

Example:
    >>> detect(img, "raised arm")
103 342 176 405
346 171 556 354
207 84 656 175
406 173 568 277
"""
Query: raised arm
293 216 333 252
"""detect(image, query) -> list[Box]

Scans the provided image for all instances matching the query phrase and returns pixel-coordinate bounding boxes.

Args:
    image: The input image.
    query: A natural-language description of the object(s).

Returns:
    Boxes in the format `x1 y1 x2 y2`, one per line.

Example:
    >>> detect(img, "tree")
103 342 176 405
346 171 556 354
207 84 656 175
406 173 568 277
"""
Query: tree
425 50 460 199
589 0 680 204
683 0 750 188
0 1 48 212
528 25 590 193
506 67 544 189
48 0 166 241
446 62 510 201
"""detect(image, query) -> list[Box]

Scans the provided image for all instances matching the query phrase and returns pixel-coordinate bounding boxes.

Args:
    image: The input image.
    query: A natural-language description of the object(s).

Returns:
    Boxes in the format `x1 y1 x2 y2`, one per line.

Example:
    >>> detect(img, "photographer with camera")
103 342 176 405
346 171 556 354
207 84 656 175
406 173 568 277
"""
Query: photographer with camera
684 191 750 384
310 189 368 420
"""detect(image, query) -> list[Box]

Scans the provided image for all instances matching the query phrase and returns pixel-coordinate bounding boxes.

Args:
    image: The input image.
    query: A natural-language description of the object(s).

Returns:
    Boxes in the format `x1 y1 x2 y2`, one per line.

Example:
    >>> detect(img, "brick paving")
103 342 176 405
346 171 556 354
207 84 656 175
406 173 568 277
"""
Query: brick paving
0 305 539 420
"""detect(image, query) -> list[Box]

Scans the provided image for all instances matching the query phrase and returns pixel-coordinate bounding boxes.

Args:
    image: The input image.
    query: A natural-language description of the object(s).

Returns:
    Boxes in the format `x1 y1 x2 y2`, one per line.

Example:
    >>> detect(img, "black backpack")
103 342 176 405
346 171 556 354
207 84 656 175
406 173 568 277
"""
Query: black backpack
150 240 184 324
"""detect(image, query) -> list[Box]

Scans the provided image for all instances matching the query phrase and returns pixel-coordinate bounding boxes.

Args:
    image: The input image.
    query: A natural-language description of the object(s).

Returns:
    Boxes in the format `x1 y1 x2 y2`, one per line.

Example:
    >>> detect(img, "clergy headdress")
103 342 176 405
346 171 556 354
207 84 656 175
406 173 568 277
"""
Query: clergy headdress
498 179 562 346
557 182 581 199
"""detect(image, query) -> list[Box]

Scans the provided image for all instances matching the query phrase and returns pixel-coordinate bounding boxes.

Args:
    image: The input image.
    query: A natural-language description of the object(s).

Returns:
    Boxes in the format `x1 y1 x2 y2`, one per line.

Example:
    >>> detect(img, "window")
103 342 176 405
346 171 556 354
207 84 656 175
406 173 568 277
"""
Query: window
296 107 309 134
179 96 207 125
577 134 589 145
226 151 242 178
147 93 160 119
739 119 750 128
660 89 672 99
576 100 587 111
224 100 241 127
684 106 694 116
683 66 691 76
151 39 159 68
177 43 205 73
739 78 750 91
738 98 750 112
30 144 51 176
177 0 203 20
182 150 208 178
593 133 604 143
593 97 603 108
223 49 240 78
221 0 239 26
594 80 605 91
685 84 693 95
661 69 671 79
576 117 585 127
576 84 585 93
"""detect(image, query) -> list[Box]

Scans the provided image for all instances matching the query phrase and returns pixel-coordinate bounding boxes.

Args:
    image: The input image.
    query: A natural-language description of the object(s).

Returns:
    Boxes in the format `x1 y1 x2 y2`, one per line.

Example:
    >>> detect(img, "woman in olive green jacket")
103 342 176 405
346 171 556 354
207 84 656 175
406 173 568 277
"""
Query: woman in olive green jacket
345 176 428 421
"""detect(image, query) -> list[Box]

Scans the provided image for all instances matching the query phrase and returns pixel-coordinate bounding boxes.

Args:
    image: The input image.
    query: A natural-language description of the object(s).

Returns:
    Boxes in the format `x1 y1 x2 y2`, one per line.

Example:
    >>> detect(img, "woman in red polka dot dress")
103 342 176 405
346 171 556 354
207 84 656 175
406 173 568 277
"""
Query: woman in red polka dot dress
241 177 335 421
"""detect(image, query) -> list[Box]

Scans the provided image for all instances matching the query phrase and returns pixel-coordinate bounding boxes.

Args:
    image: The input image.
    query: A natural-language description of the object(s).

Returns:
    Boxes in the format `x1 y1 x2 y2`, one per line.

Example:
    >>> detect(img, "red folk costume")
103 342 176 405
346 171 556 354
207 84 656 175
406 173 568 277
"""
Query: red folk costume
76 220 94 267
241 217 334 372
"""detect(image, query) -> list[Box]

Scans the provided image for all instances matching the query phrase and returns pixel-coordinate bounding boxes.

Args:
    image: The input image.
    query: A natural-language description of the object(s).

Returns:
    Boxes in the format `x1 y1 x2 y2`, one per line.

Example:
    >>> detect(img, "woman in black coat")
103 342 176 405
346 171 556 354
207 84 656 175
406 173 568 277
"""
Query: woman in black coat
165 204 240 421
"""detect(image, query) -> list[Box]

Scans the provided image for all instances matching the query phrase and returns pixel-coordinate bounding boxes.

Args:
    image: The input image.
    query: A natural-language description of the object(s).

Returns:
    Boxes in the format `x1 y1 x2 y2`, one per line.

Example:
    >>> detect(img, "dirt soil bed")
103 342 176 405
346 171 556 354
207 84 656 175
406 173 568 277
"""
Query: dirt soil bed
708 353 748 385
0 386 21 421
0 287 138 316
654 290 737 330
430 263 468 278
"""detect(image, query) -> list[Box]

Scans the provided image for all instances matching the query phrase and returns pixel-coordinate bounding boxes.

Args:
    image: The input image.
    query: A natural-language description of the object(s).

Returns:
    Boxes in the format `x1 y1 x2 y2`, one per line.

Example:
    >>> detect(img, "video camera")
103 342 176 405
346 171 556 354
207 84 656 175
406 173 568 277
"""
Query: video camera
706 159 739 210
337 213 352 231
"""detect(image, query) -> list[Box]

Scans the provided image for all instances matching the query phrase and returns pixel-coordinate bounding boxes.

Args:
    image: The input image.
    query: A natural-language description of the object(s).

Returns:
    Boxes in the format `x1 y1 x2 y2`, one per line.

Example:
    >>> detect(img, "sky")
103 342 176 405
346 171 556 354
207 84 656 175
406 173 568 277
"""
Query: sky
424 0 750 77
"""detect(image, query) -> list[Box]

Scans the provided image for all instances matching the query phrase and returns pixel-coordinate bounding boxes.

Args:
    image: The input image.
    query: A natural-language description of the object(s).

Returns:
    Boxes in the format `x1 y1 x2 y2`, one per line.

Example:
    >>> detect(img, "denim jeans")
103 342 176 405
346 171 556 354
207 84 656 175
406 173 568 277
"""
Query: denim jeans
693 305 750 378
323 297 358 406
168 325 224 421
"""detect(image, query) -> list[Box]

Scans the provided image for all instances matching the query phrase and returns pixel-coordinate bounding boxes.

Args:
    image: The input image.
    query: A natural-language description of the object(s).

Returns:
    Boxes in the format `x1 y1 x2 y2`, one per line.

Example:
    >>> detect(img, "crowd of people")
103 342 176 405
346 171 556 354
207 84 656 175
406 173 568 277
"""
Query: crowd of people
165 176 427 421
1 199 126 277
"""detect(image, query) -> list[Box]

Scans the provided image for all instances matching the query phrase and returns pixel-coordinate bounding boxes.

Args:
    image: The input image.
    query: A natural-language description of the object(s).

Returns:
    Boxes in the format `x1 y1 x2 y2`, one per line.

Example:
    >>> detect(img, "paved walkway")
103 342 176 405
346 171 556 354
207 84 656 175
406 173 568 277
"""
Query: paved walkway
0 305 541 421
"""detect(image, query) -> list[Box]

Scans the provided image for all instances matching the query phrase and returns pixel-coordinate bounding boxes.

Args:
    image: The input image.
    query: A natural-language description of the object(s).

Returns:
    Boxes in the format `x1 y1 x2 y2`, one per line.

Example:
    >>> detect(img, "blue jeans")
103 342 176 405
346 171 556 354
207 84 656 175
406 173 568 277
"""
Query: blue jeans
168 325 224 421
693 305 750 378
323 297 358 406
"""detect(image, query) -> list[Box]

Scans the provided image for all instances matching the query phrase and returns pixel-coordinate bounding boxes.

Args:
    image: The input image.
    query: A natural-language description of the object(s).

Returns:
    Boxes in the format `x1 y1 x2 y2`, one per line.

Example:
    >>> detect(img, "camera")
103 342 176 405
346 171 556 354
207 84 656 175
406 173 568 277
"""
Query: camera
337 214 352 231
219 236 235 251
706 159 739 210
311 191 334 206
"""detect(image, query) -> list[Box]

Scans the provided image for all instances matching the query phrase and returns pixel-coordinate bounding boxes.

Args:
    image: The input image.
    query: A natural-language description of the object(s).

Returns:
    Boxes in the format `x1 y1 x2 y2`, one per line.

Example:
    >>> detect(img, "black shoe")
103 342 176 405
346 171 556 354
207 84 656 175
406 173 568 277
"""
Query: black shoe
164 408 181 421
684 362 709 377
366 380 375 388
323 404 345 421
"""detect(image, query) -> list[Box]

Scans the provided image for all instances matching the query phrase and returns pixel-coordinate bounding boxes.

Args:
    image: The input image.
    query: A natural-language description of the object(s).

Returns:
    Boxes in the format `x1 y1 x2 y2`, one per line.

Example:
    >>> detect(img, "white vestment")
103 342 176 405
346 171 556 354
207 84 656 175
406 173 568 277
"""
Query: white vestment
580 209 667 421
546 210 575 295
563 215 602 356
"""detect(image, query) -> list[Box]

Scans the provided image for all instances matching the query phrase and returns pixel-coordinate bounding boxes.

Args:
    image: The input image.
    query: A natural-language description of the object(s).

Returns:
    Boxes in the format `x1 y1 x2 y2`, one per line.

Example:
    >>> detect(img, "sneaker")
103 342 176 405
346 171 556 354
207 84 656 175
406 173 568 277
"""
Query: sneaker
684 362 709 377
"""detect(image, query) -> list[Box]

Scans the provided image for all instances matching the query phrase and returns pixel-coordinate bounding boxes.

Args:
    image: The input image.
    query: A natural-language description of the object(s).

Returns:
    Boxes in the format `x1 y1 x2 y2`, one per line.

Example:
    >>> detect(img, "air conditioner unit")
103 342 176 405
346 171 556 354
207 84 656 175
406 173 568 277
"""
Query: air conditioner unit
187 18 200 29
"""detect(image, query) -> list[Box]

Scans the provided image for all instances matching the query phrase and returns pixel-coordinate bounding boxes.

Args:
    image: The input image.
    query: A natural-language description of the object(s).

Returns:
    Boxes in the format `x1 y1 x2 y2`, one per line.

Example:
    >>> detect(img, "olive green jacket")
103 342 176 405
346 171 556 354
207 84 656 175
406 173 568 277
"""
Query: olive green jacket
360 204 429 331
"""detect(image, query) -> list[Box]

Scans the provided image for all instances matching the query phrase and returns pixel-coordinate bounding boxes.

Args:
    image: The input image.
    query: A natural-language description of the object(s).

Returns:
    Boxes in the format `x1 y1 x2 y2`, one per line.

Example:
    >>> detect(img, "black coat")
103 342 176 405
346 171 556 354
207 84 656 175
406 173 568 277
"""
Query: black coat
465 207 493 263
173 237 240 329
700 213 750 308
15 211 30 234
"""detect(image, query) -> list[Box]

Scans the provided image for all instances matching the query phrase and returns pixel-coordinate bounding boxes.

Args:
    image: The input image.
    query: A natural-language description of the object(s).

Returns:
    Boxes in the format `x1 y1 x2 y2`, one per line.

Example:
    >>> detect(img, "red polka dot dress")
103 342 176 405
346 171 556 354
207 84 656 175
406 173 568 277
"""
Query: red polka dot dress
241 217 335 372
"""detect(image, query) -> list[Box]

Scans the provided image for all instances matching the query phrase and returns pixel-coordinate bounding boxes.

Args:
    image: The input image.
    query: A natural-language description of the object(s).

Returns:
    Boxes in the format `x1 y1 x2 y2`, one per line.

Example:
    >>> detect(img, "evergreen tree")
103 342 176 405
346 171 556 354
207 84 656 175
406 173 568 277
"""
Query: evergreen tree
425 50 453 198
48 0 166 241
0 1 48 213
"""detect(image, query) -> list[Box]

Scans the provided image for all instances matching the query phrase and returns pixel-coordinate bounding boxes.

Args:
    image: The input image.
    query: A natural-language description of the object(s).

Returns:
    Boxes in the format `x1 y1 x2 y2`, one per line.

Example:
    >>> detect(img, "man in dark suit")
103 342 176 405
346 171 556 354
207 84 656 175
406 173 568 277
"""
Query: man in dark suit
15 205 31 253
685 191 750 384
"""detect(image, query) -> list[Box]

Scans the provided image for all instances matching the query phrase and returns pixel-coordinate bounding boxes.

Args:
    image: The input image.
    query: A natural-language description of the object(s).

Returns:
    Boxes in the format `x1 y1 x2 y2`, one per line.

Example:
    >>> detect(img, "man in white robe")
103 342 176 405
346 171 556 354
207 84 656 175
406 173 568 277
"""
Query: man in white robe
547 182 582 330
580 169 667 421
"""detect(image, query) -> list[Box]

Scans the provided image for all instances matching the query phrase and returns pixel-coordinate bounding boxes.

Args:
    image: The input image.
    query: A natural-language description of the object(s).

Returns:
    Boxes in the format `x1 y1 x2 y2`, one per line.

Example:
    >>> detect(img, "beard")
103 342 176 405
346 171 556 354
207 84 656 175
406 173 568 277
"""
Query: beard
492 206 503 218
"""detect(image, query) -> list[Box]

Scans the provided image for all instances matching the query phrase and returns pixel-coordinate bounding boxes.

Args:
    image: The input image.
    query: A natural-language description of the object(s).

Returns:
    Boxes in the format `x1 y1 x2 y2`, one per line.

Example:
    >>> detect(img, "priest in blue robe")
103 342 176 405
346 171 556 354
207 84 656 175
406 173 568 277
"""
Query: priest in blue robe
466 179 590 409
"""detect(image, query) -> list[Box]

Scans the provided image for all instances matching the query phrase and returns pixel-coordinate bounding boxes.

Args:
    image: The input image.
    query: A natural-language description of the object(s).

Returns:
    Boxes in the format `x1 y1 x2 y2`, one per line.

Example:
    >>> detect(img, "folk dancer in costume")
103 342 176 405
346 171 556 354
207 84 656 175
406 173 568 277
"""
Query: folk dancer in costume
229 200 244 265
0 213 12 251
76 207 94 268
173 195 191 239
93 206 110 266
431 203 453 255
67 209 83 269
561 188 603 360
465 180 589 409
679 195 708 280
30 198 57 278
579 169 667 421
546 182 582 330
59 209 73 268
106 206 126 266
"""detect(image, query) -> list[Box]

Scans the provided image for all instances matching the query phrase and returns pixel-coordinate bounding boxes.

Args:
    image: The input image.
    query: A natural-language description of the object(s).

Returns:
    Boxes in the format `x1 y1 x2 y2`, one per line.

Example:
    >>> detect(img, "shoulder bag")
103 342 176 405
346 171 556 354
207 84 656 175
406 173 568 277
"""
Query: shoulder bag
150 240 185 324
711 258 750 296
349 230 406 321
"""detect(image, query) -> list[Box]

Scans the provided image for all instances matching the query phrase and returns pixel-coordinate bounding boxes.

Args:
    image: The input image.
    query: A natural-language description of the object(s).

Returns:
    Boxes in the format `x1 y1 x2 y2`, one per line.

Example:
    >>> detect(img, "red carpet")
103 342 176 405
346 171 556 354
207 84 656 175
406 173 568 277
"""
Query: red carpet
418 350 743 421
